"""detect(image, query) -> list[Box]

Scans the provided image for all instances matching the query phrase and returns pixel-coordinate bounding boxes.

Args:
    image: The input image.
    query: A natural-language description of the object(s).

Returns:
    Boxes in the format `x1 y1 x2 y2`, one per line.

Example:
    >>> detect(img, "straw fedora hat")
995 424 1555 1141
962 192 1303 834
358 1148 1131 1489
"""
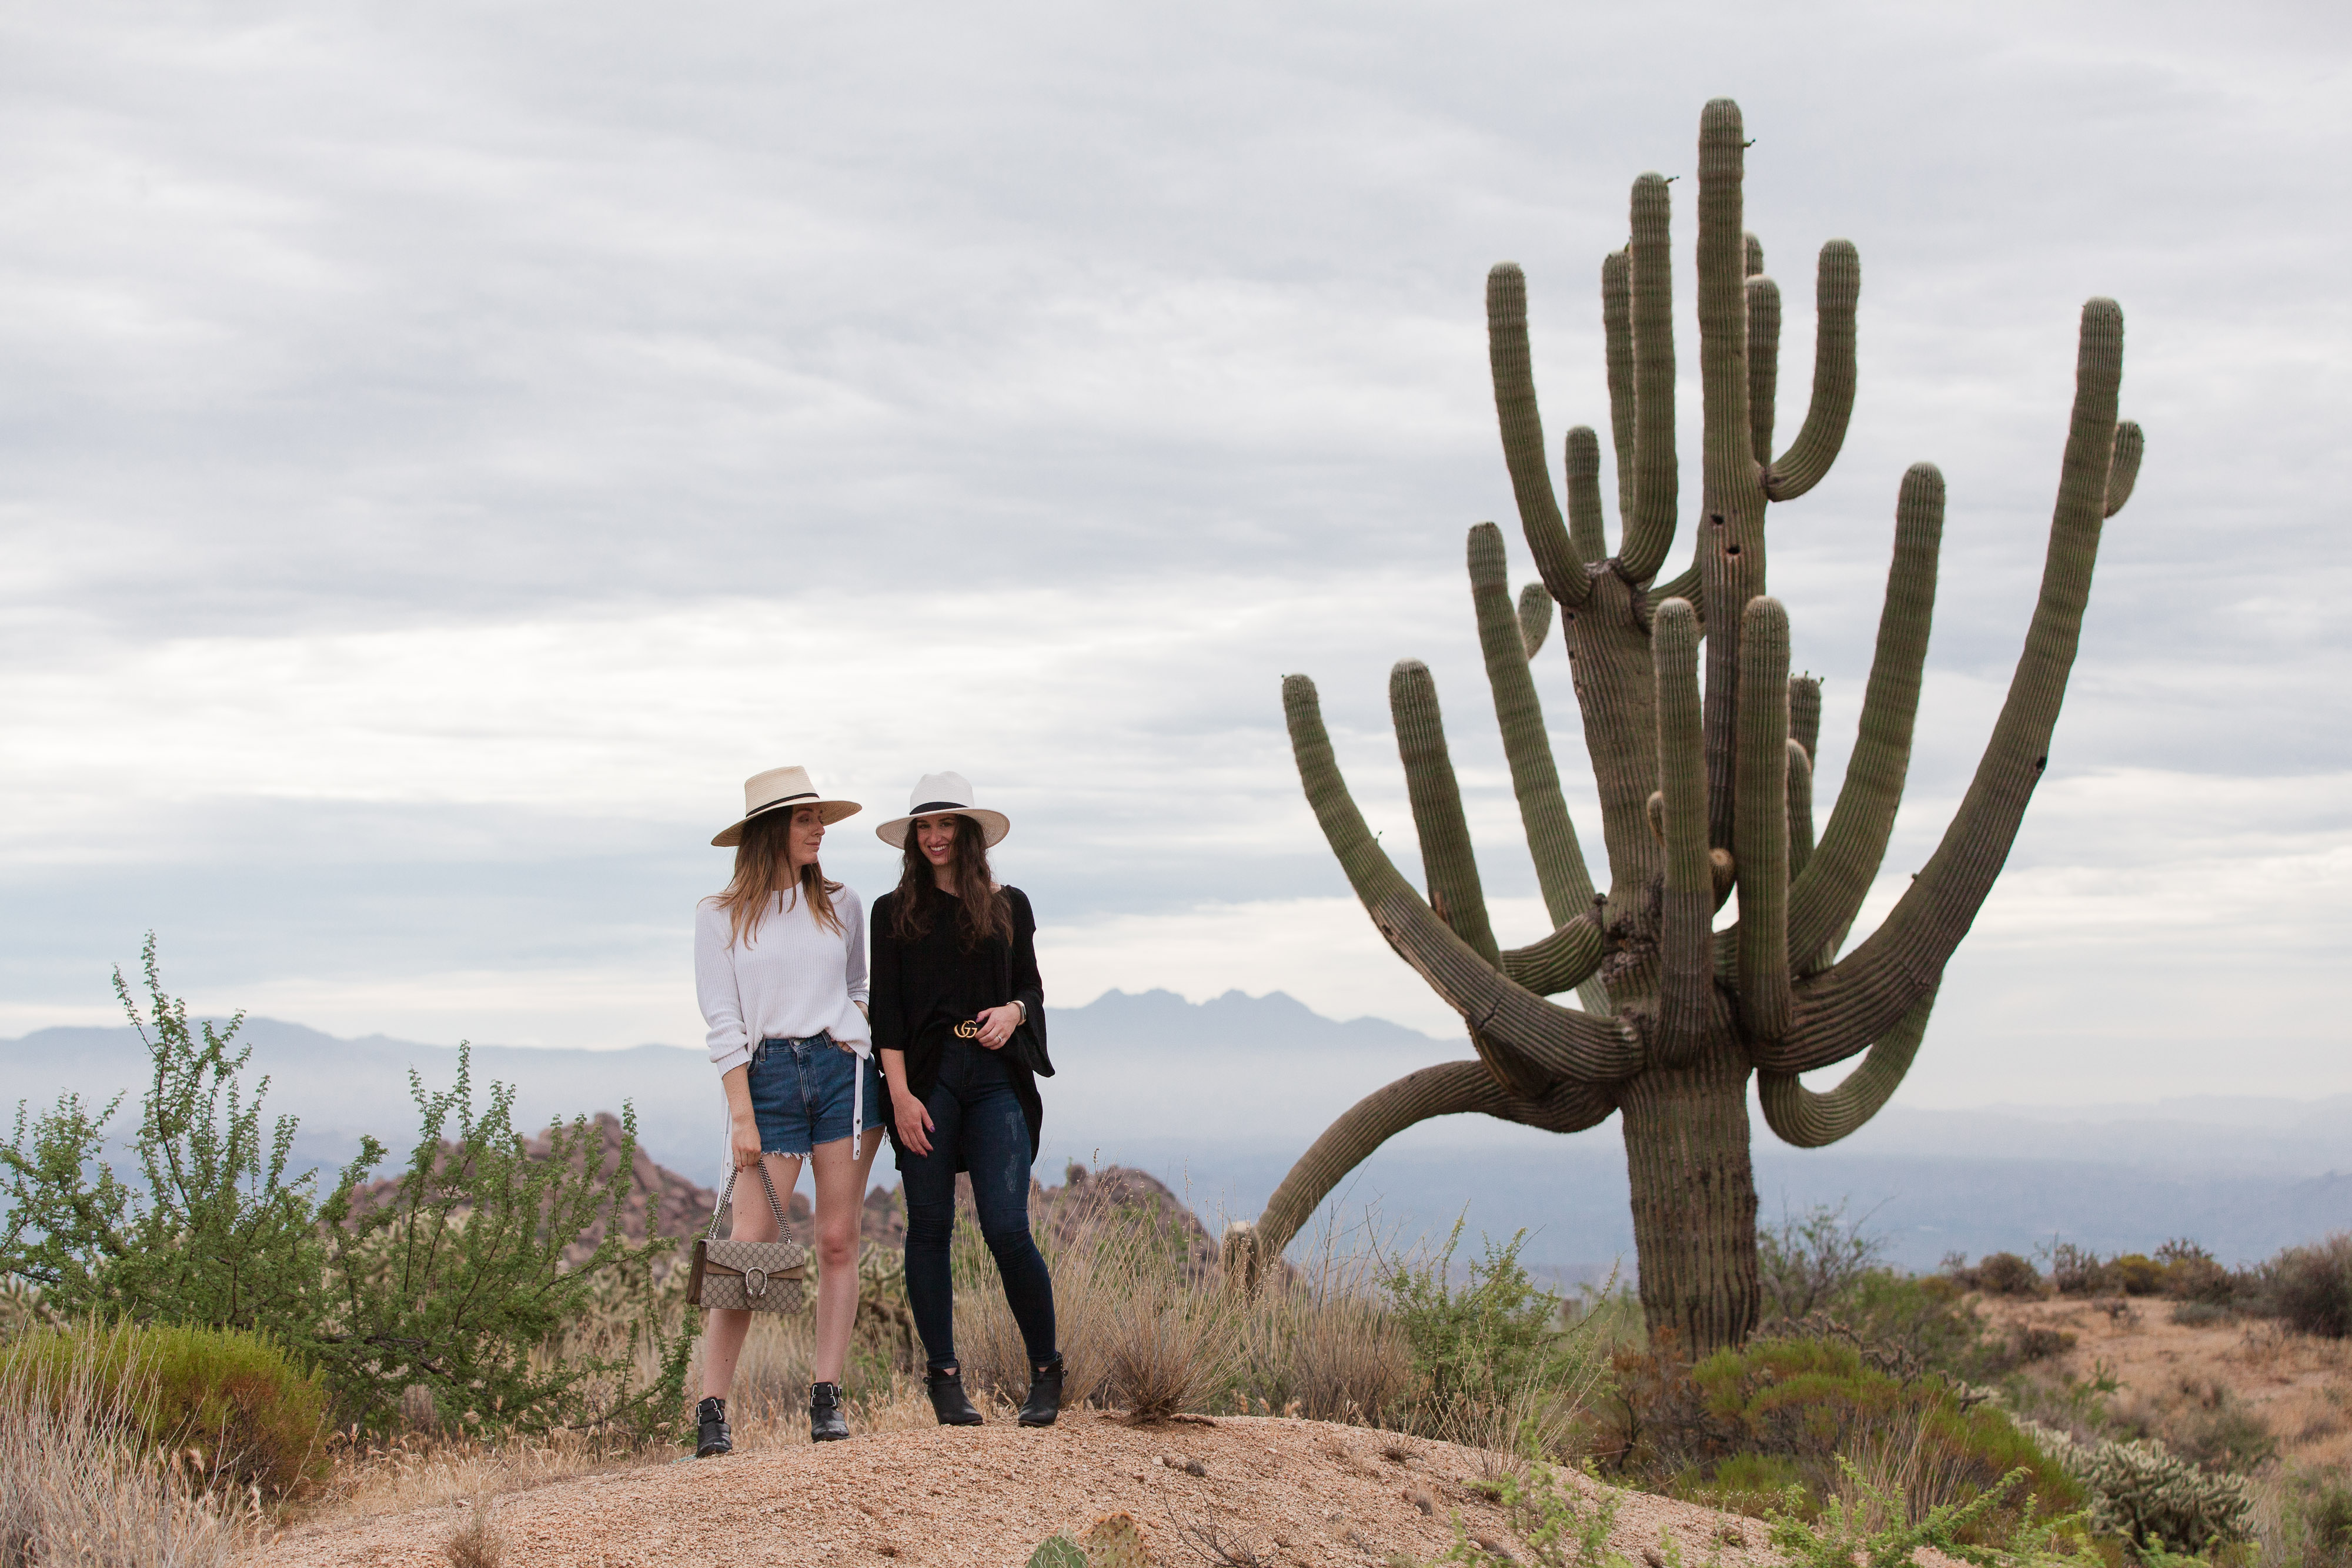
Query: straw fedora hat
711 765 861 847
874 771 1011 848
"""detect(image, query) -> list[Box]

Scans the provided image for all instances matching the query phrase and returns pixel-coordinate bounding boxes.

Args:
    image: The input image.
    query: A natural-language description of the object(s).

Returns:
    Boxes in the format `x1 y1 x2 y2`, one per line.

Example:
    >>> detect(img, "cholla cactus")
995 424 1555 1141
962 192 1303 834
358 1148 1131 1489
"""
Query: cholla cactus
2033 1428 2254 1554
1233 99 2143 1352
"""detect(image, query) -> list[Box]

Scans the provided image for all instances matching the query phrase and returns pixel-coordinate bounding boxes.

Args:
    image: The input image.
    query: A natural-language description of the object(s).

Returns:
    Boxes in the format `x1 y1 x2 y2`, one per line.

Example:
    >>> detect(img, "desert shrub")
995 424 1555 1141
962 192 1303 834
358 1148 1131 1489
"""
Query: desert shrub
1235 1249 1412 1427
0 1339 255 1568
1767 1271 2004 1386
0 940 693 1439
2047 1243 2113 1297
1385 1222 1598 1441
2034 1427 2255 1557
1953 1252 2045 1298
2 1321 329 1497
2169 1389 2276 1476
1758 1202 1887 1323
1595 1332 2077 1542
2109 1255 2167 1298
2300 1479 2352 1568
2170 1300 2237 1328
2153 1240 2236 1305
2264 1235 2352 1340
2014 1326 2078 1365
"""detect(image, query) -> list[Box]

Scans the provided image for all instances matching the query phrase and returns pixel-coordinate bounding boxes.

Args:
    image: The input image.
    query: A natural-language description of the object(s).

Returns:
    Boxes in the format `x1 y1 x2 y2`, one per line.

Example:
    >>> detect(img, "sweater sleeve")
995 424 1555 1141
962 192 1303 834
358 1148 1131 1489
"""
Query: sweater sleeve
869 892 906 1054
695 900 754 1076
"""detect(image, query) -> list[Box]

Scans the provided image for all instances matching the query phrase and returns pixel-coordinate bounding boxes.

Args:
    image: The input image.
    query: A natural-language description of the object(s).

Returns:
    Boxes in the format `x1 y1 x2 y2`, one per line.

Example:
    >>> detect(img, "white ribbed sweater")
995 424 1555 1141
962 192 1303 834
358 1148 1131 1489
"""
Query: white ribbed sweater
694 886 871 1078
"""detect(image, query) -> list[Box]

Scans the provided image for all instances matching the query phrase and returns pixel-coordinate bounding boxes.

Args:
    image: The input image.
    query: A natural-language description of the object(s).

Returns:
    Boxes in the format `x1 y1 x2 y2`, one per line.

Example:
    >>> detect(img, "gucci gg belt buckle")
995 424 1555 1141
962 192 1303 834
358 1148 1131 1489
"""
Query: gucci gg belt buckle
953 1019 981 1039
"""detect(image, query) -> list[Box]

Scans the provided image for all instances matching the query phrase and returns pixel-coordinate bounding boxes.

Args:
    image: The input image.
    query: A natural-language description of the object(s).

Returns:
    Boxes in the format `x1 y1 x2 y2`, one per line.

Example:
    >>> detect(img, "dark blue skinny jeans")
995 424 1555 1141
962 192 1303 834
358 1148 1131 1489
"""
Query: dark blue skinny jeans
900 1041 1057 1373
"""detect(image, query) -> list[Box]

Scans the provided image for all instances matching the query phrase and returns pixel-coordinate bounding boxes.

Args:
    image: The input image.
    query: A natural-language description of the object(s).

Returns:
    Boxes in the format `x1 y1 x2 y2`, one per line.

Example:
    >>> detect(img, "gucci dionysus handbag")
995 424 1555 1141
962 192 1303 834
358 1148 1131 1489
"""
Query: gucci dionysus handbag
685 1162 808 1313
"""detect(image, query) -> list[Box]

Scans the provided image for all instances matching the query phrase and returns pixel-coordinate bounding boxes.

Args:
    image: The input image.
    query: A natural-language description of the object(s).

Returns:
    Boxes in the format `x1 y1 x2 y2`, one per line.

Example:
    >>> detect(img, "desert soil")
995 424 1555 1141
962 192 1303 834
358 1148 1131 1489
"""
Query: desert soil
1979 1295 2351 1470
253 1414 1780 1568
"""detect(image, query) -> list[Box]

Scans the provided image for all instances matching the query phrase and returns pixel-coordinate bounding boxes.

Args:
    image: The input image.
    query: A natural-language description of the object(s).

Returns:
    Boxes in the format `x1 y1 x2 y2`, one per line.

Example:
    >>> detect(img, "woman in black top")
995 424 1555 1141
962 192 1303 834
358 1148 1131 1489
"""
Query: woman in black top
870 771 1061 1427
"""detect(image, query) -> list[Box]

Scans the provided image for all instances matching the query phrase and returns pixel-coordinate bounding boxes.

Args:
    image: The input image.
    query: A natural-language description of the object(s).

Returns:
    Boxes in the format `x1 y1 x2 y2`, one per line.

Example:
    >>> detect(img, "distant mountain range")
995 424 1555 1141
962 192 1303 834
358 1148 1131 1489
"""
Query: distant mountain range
8 988 2349 1276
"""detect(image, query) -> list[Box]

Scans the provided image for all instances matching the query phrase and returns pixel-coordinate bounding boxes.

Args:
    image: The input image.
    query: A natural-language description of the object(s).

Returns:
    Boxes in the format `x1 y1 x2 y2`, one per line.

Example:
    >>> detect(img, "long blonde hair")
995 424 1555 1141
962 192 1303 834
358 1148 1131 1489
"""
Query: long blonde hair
713 810 844 948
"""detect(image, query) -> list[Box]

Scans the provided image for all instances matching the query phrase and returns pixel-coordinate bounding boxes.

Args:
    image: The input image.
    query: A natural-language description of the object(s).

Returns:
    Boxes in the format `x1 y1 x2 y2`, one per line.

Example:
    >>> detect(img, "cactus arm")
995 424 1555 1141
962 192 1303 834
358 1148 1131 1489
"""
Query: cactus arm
1758 986 1933 1147
1616 175 1680 584
1762 240 1862 502
1488 265 1592 609
1693 103 1776 862
1561 571 1668 914
1284 676 1644 1086
1747 275 1781 466
1789 674 1821 764
1518 582 1554 659
1744 231 1765 279
2105 421 2144 517
1646 564 1703 623
1253 1060 1614 1258
1785 463 1945 965
1774 300 2127 1072
1469 526 1603 923
1786 738 1815 881
1564 426 1612 565
1500 914 1606 996
1653 599 1714 1062
1734 596 1794 1041
1391 660 1500 965
1603 248 1636 535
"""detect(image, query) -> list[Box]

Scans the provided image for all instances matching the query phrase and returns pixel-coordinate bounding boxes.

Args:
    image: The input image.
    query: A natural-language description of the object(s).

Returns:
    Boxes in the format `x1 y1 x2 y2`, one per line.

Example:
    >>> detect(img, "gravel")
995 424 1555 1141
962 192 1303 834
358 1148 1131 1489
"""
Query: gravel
253 1414 1810 1568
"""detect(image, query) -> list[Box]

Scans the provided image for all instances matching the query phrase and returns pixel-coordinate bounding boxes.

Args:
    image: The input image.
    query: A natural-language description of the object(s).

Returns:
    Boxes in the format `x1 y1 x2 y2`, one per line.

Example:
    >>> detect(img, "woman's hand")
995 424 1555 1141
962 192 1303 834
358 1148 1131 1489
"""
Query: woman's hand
974 1002 1023 1050
892 1088 936 1157
730 1109 764 1171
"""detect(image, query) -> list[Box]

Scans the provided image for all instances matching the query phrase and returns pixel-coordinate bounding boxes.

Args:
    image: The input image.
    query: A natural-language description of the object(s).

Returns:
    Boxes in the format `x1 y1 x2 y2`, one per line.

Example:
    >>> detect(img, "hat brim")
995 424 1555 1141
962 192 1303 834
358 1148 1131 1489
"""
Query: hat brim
712 799 863 848
876 808 1011 850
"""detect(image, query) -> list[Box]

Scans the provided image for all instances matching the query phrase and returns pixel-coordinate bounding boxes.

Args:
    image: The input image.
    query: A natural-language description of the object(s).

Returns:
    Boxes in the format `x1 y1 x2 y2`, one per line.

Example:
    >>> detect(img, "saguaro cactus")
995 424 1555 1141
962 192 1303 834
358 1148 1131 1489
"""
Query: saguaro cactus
1233 99 2143 1353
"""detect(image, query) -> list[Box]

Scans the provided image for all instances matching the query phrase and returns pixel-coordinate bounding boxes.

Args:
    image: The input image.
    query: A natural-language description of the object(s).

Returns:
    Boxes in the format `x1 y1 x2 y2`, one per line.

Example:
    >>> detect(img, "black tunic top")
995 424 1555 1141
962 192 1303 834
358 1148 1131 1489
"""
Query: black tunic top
870 882 1048 1164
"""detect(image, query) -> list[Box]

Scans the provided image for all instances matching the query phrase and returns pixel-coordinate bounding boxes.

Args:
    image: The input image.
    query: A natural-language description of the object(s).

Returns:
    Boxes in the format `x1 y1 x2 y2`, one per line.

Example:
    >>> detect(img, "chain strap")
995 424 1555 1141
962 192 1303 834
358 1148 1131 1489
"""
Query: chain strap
706 1156 794 1241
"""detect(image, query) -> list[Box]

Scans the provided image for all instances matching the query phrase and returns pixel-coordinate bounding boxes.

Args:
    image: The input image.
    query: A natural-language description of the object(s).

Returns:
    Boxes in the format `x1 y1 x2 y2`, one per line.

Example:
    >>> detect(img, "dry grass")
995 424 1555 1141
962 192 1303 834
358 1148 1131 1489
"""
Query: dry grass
0 1338 258 1568
439 1490 506 1568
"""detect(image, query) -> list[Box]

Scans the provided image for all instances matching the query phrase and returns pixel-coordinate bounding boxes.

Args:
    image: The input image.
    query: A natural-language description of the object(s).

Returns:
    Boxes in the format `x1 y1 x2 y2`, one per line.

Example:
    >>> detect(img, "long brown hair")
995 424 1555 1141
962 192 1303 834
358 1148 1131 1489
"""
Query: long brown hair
890 813 1013 951
713 808 845 948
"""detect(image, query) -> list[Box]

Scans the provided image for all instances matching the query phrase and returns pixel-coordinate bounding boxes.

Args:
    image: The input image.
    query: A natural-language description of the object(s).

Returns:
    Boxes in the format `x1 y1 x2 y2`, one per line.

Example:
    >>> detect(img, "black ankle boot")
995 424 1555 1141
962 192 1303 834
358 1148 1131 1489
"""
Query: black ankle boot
924 1368 984 1426
808 1381 849 1442
1018 1356 1065 1427
694 1395 731 1457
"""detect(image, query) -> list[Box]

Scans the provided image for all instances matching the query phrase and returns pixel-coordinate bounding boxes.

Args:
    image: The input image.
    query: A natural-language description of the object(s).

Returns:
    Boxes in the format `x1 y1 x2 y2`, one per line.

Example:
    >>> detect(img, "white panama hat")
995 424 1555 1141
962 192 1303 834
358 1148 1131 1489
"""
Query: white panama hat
874 771 1011 848
711 765 862 847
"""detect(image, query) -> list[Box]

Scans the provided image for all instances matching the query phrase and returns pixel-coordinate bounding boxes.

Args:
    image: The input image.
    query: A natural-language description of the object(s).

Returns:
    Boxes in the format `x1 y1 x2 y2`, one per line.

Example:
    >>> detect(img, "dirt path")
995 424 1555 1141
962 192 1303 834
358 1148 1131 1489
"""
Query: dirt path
255 1415 1783 1568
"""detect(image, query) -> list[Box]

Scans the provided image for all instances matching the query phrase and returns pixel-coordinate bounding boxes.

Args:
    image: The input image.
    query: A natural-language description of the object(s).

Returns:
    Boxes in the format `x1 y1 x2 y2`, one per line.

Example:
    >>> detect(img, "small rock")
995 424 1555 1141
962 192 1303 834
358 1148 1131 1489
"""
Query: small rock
1644 1549 1666 1567
1406 1489 1435 1516
1182 1457 1207 1477
1472 1533 1518 1563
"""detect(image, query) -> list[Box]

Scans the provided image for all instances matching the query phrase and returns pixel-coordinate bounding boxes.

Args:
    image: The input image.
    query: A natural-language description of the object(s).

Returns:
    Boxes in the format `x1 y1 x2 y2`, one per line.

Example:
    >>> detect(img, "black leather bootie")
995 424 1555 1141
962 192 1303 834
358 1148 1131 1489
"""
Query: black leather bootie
924 1368 984 1426
694 1395 732 1457
808 1380 849 1442
1018 1356 1065 1427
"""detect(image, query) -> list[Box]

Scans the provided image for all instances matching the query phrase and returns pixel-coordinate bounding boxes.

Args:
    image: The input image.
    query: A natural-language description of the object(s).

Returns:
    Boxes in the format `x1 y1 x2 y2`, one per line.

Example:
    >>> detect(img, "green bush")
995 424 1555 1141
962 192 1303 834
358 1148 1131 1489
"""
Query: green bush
0 939 693 1439
1955 1252 2045 1298
1385 1221 1585 1431
1758 1202 1887 1323
1595 1333 2077 1542
3 1320 330 1496
2265 1235 2352 1339
2153 1240 2235 1305
2109 1256 2166 1298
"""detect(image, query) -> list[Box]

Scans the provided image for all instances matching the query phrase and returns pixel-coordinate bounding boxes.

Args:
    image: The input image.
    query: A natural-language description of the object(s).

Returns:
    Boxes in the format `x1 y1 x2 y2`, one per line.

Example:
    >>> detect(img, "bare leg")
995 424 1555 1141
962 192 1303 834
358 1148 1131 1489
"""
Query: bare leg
699 1151 805 1401
808 1128 886 1385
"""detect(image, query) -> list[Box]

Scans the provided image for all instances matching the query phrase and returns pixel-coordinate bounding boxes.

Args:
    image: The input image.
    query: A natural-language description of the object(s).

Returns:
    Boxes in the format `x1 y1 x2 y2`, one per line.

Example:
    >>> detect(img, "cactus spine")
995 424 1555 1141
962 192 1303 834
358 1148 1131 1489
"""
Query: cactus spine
1241 99 2144 1353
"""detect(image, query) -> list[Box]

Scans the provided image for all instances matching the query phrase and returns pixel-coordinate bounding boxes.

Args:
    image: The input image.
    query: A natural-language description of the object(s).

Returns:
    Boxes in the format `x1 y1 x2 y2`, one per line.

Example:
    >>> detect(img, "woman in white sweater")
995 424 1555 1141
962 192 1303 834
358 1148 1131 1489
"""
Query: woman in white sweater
693 765 882 1453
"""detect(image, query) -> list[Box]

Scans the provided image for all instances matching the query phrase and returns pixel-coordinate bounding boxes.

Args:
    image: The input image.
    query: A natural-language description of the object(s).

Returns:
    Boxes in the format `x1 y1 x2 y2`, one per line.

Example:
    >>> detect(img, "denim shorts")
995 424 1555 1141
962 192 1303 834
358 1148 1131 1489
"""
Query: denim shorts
746 1033 881 1155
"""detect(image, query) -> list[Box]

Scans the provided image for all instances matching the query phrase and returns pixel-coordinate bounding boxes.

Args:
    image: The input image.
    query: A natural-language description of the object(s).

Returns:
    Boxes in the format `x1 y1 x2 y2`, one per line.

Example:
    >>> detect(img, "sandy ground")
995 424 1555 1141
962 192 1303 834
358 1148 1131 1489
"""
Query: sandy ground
253 1414 1788 1568
1978 1295 2352 1471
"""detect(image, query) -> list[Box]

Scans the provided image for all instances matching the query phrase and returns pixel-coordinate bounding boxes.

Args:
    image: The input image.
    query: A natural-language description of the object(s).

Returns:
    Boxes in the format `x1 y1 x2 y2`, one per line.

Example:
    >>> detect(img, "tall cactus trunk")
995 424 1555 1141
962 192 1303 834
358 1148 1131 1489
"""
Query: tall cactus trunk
1618 1042 1760 1353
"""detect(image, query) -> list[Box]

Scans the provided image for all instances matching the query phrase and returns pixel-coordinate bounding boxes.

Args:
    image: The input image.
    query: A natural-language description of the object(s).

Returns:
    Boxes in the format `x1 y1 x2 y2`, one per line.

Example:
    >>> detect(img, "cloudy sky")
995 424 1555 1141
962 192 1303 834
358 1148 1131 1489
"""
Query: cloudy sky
3 1 2346 1108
